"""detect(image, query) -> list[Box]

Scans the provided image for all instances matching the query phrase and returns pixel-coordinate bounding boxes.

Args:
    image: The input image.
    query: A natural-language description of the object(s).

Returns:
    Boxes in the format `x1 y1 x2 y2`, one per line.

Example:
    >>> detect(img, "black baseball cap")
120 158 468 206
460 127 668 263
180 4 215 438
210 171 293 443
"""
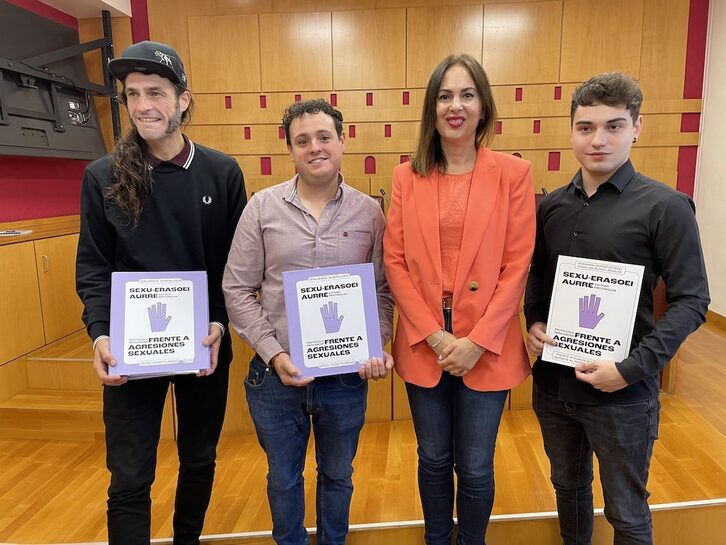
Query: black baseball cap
108 41 187 87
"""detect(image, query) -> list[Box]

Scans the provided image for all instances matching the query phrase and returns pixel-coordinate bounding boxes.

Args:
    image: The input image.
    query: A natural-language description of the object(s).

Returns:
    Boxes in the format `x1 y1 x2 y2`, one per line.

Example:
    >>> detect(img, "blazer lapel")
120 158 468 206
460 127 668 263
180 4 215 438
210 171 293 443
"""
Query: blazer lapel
454 148 502 300
412 171 442 283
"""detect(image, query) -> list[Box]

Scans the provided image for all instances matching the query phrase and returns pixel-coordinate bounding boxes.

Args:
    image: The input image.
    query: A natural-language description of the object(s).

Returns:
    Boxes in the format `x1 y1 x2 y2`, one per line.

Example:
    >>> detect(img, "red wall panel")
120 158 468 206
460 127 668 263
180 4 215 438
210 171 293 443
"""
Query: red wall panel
0 157 87 222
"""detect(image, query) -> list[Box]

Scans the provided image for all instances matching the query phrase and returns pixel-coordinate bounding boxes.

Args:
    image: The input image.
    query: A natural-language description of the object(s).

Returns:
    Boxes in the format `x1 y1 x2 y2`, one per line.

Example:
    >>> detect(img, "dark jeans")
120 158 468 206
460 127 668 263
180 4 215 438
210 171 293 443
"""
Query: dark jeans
406 373 508 545
244 356 368 545
533 385 660 545
103 343 231 545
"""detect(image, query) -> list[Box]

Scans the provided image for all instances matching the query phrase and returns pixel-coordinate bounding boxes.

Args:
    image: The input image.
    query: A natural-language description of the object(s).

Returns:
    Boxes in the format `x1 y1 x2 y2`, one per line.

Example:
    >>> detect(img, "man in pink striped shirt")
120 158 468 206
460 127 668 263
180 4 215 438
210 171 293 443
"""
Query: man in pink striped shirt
223 99 393 545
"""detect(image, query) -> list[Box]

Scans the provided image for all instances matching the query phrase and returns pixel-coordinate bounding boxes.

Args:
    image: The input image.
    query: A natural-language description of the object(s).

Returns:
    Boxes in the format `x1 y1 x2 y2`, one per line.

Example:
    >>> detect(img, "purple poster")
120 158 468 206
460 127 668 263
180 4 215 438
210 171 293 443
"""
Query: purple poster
283 263 383 378
109 271 209 378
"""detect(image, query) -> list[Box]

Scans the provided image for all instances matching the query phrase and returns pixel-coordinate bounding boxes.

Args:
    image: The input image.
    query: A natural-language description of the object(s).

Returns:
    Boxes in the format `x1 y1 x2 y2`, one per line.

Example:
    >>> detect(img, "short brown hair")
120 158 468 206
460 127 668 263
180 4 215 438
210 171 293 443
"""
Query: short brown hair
282 99 343 146
411 55 497 176
570 72 643 123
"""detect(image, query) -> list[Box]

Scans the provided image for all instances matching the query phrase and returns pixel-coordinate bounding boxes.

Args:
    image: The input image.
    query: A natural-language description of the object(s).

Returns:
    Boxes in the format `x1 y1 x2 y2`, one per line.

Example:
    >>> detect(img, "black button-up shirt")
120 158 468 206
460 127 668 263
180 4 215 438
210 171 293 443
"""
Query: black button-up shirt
525 160 709 404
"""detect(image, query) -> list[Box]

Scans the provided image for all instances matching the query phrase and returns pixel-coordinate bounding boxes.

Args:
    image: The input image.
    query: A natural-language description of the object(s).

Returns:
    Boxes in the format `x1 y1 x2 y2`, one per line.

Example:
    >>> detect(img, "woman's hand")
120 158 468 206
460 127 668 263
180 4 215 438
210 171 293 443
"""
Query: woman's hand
426 329 457 359
438 338 485 377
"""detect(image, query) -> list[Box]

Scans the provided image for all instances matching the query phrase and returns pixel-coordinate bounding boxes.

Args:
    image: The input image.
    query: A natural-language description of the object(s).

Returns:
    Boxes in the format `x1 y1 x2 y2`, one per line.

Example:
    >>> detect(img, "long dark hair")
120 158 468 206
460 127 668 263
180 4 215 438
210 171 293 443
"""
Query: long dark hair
411 54 497 176
104 82 194 225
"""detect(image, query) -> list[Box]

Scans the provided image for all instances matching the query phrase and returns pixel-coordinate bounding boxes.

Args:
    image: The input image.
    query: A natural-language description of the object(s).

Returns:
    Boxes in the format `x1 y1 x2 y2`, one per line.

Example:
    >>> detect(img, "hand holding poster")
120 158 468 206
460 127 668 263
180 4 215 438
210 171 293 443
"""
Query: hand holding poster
283 263 383 378
543 256 644 367
109 271 210 378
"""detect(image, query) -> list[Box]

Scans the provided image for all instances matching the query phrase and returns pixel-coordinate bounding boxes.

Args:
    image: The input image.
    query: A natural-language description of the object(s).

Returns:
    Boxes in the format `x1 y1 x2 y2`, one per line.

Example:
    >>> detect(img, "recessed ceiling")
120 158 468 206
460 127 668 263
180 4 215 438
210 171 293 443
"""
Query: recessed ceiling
39 0 132 18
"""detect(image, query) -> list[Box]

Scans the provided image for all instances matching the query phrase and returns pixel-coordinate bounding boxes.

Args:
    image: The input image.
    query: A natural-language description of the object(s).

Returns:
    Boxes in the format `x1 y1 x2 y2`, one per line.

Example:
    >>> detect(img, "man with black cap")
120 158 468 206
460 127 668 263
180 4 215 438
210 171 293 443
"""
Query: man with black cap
76 41 246 544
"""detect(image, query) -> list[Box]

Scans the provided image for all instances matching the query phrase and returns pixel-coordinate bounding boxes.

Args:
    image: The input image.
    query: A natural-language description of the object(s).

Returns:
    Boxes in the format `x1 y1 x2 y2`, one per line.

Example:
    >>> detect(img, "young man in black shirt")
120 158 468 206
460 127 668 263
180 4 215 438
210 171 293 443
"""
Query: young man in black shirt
76 41 245 544
524 73 709 545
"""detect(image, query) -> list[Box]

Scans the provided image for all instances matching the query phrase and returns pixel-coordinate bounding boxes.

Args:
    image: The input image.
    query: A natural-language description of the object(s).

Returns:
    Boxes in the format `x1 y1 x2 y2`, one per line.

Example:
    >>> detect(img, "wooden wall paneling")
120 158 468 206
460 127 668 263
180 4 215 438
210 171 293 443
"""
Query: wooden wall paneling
221 334 256 436
160 389 175 440
630 147 679 188
78 16 133 151
262 92 334 118
0 357 28 404
0 243 45 365
147 0 195 67
513 146 679 195
392 372 412 420
660 351 679 394
233 155 296 182
187 15 261 93
149 0 545 18
512 149 579 194
509 312 534 410
194 92 333 127
637 114 698 147
26 359 99 392
332 9 406 90
492 116 571 152
259 12 333 91
509 376 533 410
560 0 644 83
406 5 483 88
243 176 275 199
482 1 562 85
343 123 419 154
344 154 413 179
493 83 574 121
495 91 700 120
335 90 423 123
34 235 85 344
638 0 690 100
193 94 277 125
186 124 289 155
366 374 393 422
343 177 371 195
641 98 702 114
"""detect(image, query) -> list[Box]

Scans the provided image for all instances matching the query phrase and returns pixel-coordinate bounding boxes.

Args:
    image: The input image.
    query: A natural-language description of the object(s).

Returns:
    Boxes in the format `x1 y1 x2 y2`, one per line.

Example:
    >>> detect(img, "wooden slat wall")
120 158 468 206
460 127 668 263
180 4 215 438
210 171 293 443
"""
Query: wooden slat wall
141 0 695 196
77 0 697 428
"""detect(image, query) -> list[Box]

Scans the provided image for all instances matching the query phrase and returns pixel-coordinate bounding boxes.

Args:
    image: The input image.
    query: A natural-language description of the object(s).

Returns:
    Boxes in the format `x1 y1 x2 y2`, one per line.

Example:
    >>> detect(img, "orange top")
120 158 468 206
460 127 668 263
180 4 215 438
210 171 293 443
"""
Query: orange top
438 171 473 294
383 147 536 391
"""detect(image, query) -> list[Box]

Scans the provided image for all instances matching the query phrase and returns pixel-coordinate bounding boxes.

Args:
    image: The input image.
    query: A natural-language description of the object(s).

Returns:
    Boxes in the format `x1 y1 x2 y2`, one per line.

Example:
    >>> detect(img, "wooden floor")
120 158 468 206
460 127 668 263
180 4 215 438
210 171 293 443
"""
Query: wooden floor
1 323 725 544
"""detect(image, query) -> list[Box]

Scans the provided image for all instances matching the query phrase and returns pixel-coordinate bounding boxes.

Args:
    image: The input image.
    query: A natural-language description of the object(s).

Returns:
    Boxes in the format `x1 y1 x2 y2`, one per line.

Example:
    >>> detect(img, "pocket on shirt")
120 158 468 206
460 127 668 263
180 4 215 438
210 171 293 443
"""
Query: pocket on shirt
337 229 372 264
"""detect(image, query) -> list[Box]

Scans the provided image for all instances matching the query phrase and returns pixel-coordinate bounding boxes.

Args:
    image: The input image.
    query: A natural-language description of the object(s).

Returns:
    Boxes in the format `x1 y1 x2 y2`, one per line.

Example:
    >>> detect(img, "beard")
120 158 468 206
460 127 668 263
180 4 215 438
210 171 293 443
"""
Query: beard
165 102 183 134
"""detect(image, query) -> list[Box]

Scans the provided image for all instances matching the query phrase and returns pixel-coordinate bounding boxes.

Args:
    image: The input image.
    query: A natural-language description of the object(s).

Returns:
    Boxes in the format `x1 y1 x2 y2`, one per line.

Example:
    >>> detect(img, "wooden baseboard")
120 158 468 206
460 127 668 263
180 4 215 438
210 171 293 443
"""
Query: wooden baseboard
707 310 726 334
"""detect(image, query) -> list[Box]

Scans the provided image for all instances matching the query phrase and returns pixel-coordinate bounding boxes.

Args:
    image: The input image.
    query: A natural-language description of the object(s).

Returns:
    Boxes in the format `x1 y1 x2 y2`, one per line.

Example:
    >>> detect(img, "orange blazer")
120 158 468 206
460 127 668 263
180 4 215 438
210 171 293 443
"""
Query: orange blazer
383 147 536 391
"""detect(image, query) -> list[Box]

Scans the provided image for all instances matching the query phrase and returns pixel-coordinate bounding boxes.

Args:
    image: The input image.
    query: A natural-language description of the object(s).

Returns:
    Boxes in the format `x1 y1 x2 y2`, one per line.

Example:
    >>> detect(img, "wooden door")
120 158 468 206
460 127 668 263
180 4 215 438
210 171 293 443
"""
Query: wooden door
34 234 85 343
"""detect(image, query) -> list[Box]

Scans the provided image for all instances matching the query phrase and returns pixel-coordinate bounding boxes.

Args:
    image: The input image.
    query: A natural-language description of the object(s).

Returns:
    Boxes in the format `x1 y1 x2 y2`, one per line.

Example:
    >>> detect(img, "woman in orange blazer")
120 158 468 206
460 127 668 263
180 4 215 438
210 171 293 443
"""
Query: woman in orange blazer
383 54 535 545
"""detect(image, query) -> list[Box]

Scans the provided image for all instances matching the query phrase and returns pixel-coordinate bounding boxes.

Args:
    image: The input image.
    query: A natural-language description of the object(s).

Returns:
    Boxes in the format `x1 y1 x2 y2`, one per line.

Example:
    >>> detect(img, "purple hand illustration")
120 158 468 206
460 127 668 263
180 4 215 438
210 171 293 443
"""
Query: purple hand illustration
320 301 344 334
578 294 605 329
148 302 172 332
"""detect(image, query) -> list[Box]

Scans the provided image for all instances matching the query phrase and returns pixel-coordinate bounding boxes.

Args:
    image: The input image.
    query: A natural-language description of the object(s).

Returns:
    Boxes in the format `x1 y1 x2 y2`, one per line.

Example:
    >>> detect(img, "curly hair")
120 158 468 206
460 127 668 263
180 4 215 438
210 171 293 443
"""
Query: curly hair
281 99 343 145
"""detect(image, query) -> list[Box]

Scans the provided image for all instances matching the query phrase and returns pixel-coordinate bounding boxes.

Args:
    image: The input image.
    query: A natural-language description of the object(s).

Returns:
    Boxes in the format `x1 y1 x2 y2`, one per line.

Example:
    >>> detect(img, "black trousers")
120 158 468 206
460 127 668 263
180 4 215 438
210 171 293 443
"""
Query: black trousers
103 335 231 545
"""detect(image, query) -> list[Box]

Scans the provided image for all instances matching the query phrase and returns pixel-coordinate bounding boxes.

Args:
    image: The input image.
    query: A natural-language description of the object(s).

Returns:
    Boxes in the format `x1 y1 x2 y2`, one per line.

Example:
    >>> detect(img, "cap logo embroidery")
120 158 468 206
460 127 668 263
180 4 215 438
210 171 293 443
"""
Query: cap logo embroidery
155 50 174 68
202 195 212 205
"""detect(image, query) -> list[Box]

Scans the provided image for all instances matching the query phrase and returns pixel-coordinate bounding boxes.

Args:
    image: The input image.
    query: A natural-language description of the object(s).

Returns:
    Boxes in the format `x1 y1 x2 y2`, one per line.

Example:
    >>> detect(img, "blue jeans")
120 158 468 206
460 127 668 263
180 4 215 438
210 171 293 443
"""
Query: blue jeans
245 356 367 545
406 373 508 545
533 385 660 545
